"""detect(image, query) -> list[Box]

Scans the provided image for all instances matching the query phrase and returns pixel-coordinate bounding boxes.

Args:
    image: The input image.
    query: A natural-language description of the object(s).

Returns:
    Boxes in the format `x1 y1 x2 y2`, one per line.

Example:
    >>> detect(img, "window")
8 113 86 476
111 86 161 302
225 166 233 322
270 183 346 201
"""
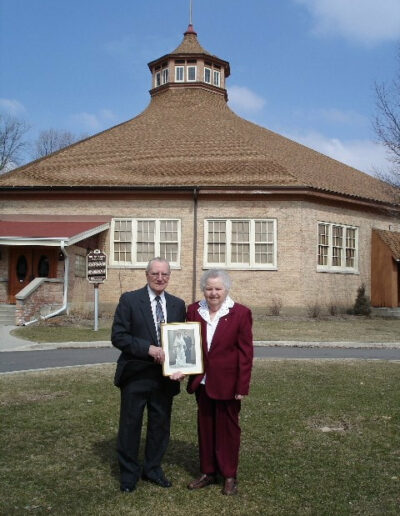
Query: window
155 71 161 87
162 68 169 84
317 222 358 272
75 254 86 278
205 219 277 269
213 70 220 87
187 66 197 81
175 66 184 82
111 219 180 266
204 67 211 84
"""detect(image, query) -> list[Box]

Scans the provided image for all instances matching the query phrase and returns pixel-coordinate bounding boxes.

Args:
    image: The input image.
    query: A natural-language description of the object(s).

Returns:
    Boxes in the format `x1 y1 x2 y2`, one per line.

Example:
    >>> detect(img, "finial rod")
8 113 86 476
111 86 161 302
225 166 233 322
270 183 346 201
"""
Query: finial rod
189 0 193 25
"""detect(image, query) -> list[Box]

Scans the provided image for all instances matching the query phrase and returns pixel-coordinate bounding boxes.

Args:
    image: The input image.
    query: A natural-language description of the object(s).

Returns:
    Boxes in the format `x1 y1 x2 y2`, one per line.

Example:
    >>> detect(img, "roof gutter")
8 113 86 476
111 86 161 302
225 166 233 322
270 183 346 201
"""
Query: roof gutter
41 241 69 321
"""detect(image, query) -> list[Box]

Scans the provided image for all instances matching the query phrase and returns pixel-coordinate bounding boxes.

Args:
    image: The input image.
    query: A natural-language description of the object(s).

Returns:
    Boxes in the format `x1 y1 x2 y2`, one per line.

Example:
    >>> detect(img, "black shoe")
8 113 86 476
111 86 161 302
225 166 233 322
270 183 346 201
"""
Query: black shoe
142 473 172 488
120 485 136 493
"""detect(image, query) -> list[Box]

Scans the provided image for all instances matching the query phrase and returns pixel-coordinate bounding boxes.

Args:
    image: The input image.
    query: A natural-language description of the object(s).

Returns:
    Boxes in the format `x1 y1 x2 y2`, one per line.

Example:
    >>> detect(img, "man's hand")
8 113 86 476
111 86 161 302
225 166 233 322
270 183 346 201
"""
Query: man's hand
235 394 245 400
149 345 165 364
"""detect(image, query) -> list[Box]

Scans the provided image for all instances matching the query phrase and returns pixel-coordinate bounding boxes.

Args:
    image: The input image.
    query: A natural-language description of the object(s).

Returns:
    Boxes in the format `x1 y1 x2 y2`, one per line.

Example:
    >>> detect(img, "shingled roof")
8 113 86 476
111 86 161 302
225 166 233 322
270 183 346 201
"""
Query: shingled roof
375 229 400 260
0 28 396 207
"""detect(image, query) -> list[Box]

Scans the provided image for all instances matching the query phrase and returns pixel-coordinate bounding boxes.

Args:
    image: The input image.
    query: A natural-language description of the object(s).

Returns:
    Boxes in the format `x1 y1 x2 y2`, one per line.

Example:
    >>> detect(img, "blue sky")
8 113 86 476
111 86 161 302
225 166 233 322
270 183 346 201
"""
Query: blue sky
1 0 399 174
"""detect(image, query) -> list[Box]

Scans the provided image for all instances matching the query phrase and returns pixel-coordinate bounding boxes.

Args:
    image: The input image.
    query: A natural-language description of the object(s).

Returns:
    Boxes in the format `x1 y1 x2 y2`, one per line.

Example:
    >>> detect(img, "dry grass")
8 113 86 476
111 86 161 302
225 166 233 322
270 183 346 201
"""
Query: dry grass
1 361 400 515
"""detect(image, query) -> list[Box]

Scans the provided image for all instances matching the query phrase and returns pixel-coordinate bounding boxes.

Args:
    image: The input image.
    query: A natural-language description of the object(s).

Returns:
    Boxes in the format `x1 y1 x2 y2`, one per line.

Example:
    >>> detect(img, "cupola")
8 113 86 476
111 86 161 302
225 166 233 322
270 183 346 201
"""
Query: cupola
147 24 230 100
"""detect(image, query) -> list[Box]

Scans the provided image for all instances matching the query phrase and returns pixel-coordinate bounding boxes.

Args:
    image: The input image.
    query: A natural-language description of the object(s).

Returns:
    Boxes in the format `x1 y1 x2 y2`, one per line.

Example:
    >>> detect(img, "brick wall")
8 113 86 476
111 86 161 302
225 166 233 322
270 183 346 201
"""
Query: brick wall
15 279 64 325
1 195 399 315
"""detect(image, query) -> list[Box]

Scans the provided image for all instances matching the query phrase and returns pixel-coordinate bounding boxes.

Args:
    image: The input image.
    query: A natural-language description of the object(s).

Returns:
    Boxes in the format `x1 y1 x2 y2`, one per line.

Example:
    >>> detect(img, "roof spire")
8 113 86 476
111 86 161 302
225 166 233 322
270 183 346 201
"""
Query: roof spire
185 0 197 35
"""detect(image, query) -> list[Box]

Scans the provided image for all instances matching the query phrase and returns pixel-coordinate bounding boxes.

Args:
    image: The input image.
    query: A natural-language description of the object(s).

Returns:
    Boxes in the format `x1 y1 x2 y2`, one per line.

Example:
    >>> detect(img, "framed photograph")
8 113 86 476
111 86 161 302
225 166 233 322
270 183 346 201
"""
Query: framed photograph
161 322 203 376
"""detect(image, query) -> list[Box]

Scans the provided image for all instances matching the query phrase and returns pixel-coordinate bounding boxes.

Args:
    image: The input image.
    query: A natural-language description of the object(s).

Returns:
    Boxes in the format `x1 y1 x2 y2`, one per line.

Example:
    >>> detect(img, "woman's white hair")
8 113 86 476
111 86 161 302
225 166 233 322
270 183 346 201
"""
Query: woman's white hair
200 269 232 291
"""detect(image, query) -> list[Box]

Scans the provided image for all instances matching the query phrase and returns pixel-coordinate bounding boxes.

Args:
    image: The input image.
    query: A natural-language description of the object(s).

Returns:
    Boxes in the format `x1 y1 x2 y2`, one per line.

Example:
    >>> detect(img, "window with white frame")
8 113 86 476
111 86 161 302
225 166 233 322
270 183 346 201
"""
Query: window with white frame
204 67 211 84
317 222 358 272
213 69 221 87
112 218 180 266
162 68 169 84
205 219 277 269
155 71 161 88
175 66 184 82
187 65 197 81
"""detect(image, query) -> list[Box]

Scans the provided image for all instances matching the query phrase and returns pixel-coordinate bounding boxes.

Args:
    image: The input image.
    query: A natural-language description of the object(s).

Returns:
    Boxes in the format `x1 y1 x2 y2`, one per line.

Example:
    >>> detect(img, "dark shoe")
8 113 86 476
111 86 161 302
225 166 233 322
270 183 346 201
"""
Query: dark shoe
120 485 135 493
221 477 238 496
142 473 172 488
187 473 216 490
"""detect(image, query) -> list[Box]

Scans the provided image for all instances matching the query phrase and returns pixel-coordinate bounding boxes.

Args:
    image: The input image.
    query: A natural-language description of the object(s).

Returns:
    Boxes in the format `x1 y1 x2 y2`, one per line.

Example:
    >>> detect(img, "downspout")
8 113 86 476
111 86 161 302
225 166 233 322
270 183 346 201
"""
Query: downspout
192 187 199 303
41 240 69 320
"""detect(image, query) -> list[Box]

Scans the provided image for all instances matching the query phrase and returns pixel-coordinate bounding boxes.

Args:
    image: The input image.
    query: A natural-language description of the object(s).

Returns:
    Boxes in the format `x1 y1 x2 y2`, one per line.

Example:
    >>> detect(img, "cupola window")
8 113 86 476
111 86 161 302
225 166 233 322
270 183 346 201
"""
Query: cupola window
175 66 184 82
204 67 211 84
213 70 220 87
162 68 169 84
187 65 197 82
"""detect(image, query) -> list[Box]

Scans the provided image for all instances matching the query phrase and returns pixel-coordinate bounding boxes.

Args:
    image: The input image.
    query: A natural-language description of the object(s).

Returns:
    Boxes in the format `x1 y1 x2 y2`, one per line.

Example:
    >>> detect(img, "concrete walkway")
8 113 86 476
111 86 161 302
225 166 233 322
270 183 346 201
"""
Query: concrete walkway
1 325 399 352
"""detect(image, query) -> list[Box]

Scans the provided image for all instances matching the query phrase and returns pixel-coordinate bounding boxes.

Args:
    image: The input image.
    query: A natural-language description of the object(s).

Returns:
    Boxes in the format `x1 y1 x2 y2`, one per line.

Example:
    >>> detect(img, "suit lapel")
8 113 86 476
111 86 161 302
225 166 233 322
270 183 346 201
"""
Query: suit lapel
138 287 158 345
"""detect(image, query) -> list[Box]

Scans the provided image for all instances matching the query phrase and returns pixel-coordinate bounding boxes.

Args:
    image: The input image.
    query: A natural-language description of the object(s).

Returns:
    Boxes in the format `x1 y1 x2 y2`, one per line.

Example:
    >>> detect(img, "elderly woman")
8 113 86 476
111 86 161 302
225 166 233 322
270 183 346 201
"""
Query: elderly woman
186 269 253 496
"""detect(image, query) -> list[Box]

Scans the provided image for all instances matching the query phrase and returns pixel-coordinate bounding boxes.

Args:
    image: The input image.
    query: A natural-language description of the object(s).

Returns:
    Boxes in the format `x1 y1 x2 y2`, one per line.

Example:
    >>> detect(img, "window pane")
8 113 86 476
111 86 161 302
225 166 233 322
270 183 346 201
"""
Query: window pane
188 66 196 81
231 221 249 264
255 243 273 264
213 70 220 87
160 220 178 242
160 243 178 262
162 68 169 84
175 66 184 81
137 221 155 262
114 220 132 263
204 68 211 83
207 221 226 263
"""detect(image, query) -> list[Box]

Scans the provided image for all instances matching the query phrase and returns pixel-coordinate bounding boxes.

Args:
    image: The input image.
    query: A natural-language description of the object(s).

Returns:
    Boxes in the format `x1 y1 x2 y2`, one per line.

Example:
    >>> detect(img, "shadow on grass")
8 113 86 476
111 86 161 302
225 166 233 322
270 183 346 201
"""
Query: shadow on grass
92 435 199 481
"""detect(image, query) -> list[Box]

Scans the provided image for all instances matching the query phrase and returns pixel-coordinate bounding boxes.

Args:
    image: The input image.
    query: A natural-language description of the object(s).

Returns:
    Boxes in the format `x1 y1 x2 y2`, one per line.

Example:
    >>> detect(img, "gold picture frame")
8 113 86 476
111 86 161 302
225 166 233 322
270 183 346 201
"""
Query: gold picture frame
161 322 203 376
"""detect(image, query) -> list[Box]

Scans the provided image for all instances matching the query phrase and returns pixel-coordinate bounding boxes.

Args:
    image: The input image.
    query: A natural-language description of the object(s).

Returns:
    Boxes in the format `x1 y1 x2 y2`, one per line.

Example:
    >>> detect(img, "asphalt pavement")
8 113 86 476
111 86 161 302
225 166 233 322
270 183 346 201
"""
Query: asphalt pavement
1 324 400 373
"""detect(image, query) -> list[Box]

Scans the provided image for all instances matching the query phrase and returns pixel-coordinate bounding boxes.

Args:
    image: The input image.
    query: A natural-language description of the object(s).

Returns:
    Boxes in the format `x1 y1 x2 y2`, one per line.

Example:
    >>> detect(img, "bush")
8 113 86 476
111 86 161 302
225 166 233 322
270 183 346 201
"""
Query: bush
307 302 322 319
268 297 283 316
353 283 371 316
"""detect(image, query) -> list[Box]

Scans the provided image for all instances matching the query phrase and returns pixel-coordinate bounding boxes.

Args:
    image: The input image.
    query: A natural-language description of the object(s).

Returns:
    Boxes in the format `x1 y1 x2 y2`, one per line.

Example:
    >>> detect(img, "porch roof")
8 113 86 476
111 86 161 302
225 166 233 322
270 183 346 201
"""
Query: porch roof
375 229 400 261
0 217 111 247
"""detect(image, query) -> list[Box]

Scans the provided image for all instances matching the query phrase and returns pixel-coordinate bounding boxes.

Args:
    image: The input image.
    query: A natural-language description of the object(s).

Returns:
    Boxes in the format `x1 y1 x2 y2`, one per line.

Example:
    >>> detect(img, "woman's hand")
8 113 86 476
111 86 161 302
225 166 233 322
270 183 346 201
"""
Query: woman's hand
235 394 245 400
170 371 186 382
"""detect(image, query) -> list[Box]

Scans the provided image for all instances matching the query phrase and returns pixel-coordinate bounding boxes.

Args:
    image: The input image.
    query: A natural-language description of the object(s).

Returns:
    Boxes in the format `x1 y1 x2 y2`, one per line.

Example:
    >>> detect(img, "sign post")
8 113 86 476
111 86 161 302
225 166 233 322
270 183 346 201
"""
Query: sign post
87 249 107 331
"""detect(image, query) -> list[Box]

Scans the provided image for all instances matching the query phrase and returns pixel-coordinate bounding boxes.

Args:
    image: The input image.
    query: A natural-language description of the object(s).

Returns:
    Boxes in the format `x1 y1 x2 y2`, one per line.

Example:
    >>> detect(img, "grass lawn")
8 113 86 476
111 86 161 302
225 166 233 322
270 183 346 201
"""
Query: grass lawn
1 361 400 515
11 313 400 343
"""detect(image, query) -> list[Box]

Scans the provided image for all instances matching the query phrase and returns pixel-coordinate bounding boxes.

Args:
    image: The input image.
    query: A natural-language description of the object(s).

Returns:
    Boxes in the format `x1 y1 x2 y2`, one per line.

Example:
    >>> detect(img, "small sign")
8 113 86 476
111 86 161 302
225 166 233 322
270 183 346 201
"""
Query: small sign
87 249 107 284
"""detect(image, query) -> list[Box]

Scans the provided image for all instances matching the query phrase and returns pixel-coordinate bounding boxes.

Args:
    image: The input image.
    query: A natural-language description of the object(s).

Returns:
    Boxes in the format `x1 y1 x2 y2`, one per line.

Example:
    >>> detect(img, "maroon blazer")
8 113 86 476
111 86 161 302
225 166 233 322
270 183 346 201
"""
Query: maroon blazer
186 301 253 400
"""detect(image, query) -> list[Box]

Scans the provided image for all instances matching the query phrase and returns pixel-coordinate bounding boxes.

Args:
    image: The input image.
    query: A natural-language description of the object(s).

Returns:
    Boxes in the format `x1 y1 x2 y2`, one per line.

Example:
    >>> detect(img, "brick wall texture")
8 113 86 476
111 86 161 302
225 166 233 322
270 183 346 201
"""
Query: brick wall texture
1 194 399 316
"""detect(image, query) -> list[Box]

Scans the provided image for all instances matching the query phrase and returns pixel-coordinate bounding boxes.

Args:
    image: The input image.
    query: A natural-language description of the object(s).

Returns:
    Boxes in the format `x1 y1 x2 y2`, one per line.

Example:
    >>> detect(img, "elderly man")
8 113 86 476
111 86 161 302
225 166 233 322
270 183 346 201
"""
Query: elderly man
112 257 186 493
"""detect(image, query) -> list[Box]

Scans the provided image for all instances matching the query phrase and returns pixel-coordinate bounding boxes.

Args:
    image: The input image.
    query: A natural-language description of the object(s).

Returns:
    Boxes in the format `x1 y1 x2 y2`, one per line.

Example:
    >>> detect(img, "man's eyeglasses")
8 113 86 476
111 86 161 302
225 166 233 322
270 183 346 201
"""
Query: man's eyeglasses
148 272 170 278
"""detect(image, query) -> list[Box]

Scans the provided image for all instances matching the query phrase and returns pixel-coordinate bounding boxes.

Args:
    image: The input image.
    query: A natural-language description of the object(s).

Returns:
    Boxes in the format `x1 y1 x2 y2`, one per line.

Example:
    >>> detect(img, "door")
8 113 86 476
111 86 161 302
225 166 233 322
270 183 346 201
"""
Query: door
8 247 58 303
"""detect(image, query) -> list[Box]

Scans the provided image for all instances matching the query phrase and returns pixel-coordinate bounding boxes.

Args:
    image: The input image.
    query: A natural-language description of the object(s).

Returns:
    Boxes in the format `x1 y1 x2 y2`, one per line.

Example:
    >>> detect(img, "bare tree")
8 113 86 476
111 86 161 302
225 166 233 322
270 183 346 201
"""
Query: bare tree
373 52 400 188
33 129 82 158
0 113 30 172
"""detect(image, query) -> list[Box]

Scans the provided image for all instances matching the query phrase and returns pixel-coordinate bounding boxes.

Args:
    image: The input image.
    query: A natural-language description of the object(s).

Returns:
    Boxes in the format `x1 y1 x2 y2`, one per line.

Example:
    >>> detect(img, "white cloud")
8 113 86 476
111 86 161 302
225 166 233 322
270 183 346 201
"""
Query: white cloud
294 0 400 45
297 107 368 128
286 129 391 175
228 86 266 114
70 109 118 132
0 98 26 115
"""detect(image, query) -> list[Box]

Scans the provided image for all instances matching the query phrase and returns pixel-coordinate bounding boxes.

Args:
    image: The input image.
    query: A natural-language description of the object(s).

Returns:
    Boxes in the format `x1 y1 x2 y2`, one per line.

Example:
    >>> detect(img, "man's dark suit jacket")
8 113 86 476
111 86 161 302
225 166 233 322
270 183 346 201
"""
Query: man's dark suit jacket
111 286 186 394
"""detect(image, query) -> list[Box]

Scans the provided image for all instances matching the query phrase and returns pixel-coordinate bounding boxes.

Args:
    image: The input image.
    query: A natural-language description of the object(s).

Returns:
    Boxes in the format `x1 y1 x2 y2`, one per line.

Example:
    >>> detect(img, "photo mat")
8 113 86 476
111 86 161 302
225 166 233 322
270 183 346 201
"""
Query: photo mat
161 322 203 376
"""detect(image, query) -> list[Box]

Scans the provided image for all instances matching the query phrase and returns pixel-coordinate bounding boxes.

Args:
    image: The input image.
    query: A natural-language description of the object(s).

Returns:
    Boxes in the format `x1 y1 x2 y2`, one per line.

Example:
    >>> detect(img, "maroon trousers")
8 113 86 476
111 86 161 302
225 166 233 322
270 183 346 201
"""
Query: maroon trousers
196 386 241 478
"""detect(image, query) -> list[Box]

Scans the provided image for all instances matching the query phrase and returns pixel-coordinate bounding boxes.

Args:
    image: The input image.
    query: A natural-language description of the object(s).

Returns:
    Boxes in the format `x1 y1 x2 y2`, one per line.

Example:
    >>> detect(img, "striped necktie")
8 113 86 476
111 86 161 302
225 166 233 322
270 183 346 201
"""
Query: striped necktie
155 295 164 345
